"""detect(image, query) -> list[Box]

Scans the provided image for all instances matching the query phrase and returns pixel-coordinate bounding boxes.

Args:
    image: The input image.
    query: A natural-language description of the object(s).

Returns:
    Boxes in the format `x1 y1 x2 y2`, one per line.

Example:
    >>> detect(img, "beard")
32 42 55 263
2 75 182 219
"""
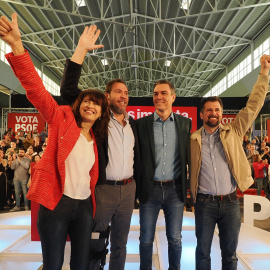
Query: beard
109 103 126 115
205 116 220 128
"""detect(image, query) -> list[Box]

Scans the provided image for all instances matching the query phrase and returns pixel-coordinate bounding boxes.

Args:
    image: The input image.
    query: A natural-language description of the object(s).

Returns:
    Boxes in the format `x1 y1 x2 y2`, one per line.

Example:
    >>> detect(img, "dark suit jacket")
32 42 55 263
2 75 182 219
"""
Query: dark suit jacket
60 59 140 189
136 113 191 204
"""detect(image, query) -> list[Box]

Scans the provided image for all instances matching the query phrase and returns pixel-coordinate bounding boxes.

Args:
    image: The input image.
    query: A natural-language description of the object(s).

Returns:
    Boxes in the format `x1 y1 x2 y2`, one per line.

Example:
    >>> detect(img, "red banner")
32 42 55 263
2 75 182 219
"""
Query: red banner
8 113 46 133
221 114 237 125
267 119 270 139
127 106 197 132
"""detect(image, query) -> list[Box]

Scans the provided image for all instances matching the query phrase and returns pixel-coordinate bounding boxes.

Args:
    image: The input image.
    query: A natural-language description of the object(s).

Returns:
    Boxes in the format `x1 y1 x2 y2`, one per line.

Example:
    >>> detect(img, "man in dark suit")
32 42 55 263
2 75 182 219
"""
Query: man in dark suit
136 80 191 270
60 25 140 270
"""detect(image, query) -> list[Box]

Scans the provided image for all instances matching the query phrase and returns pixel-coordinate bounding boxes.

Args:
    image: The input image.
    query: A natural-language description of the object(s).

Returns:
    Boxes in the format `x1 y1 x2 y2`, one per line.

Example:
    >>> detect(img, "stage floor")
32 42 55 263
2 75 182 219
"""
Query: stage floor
0 209 270 270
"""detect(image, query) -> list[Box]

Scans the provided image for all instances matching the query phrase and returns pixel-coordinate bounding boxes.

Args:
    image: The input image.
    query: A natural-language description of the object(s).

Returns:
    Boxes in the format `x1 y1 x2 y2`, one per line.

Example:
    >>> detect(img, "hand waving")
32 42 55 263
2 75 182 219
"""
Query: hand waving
77 25 104 53
0 13 21 46
71 25 104 64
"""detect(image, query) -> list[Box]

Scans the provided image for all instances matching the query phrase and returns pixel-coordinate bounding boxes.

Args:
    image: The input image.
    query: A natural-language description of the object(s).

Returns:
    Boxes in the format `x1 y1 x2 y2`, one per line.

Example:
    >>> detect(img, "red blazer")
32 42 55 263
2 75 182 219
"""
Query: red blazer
6 51 99 216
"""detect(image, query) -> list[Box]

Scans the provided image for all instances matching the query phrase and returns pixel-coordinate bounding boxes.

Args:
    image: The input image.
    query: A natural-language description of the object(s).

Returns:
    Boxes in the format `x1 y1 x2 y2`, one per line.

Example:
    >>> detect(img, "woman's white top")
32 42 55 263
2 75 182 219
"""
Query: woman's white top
64 133 95 199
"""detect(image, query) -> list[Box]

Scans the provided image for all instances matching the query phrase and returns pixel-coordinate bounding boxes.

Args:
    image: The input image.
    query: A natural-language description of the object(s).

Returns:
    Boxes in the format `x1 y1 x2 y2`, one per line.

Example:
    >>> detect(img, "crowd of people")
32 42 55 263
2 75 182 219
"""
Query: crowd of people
243 134 270 199
0 12 270 270
0 126 48 211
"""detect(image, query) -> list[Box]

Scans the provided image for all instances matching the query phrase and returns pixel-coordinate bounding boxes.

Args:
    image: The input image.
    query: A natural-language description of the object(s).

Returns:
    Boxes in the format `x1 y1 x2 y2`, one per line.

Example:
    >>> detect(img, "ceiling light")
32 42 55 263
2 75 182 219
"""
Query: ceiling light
165 60 171 67
75 0 86 7
101 59 108 66
182 0 191 10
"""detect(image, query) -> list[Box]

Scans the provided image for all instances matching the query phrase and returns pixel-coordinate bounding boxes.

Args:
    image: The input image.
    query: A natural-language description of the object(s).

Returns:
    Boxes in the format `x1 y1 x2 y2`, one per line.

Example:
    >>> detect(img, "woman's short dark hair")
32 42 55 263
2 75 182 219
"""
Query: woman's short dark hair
71 89 109 144
200 96 223 113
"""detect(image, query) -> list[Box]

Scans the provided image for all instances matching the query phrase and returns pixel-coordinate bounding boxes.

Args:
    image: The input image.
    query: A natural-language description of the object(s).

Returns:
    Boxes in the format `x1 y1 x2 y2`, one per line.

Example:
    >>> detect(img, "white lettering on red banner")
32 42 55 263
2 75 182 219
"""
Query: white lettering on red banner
8 113 46 133
126 106 197 132
221 114 237 125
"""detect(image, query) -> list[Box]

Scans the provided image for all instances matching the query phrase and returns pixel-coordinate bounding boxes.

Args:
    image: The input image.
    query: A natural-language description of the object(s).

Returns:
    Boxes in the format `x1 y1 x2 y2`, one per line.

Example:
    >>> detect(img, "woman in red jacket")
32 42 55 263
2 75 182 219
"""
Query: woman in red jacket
0 13 109 270
253 154 268 196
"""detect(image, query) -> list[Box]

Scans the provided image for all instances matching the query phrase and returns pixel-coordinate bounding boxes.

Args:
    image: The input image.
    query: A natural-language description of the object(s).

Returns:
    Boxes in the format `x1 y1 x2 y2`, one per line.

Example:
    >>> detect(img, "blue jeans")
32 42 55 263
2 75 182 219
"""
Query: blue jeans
13 179 29 207
195 196 241 270
255 178 264 196
37 195 93 270
139 183 184 270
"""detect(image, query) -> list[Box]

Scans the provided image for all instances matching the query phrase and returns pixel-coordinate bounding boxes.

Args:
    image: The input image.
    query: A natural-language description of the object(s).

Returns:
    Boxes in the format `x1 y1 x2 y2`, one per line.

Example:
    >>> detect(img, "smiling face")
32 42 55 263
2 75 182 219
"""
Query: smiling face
79 95 102 124
105 82 129 115
153 84 176 114
200 101 223 131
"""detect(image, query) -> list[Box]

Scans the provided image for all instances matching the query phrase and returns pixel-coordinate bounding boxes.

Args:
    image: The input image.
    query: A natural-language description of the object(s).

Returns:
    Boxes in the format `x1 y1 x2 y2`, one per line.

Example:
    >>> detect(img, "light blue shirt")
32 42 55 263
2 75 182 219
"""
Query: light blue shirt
106 111 135 180
153 111 180 181
198 127 236 195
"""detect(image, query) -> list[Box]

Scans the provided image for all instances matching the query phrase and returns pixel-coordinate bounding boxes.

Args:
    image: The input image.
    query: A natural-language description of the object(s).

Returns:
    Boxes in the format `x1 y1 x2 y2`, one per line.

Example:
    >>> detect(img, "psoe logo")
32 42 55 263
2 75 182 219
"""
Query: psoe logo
14 115 39 132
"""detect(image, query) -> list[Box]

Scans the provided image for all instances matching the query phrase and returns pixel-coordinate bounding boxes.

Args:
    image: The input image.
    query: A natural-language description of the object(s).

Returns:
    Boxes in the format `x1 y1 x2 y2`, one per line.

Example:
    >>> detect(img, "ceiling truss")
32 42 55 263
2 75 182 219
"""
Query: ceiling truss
0 0 270 96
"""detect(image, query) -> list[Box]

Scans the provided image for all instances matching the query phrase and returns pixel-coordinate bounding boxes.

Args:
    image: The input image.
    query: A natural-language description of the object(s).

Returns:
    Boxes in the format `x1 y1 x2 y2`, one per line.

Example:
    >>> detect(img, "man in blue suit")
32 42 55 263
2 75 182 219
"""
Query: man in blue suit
136 80 191 270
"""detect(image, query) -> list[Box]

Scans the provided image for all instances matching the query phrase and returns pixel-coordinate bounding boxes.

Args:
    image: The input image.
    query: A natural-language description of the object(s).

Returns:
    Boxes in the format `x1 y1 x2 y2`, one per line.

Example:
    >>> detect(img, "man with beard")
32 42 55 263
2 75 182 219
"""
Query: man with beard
10 148 30 211
189 54 270 270
60 25 139 270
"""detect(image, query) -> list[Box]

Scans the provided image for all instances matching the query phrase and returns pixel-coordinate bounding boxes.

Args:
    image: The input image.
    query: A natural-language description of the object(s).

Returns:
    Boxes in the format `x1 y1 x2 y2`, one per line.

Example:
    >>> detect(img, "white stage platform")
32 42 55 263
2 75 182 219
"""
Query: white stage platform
0 209 270 270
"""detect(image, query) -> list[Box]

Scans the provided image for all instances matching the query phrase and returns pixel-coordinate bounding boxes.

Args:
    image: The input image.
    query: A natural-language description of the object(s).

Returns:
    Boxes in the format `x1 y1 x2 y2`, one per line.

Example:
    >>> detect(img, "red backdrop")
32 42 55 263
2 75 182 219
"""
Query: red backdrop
127 106 197 132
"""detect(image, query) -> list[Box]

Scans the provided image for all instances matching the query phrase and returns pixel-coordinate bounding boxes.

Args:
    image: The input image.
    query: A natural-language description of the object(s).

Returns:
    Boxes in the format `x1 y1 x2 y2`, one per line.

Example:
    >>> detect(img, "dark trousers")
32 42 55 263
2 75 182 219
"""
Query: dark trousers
0 173 7 210
90 180 136 270
38 195 93 270
195 196 241 270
